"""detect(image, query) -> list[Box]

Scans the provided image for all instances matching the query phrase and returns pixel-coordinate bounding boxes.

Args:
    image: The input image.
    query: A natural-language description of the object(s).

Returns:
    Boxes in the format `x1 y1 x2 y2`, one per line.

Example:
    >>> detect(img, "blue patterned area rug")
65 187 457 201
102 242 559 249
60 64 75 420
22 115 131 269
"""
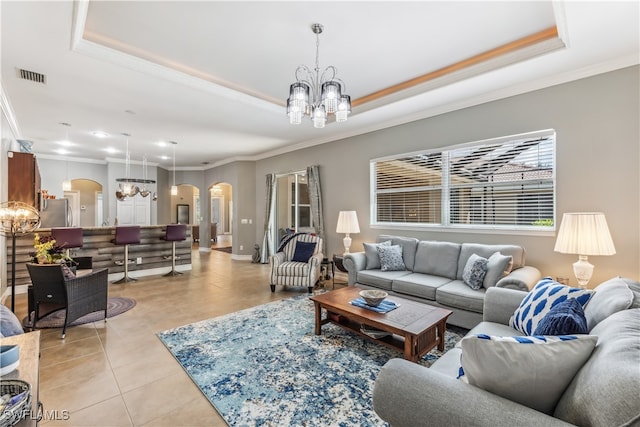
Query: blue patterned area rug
157 295 464 426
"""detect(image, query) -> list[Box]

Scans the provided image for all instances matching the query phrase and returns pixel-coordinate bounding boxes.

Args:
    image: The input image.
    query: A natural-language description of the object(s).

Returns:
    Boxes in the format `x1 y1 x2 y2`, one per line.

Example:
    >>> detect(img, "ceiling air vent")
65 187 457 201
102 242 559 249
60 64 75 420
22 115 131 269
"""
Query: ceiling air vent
17 68 46 84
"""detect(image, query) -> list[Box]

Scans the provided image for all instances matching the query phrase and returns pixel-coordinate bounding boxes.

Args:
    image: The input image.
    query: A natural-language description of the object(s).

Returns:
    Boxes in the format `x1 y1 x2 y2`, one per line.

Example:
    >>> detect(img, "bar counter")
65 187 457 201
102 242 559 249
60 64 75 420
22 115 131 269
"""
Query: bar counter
6 225 192 287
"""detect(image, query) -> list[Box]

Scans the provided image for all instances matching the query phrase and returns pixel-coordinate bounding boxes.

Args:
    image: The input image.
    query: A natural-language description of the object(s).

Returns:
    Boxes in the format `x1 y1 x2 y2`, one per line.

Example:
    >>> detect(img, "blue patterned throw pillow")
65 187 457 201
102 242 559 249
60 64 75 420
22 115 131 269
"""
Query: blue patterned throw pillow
462 253 488 290
377 244 405 271
533 298 588 335
460 334 597 414
510 277 593 335
291 241 317 262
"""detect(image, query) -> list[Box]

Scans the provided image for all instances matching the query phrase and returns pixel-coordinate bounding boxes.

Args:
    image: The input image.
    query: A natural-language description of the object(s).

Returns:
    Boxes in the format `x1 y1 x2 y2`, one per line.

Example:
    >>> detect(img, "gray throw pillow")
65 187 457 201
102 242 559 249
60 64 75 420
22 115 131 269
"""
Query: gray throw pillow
0 304 24 337
483 252 513 288
377 244 405 271
363 240 391 270
583 277 634 330
462 253 488 290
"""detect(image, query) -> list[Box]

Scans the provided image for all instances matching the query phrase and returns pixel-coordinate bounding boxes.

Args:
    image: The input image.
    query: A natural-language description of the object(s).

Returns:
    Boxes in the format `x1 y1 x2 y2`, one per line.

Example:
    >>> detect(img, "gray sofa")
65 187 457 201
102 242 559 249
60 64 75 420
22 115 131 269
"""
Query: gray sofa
343 235 541 328
373 277 640 427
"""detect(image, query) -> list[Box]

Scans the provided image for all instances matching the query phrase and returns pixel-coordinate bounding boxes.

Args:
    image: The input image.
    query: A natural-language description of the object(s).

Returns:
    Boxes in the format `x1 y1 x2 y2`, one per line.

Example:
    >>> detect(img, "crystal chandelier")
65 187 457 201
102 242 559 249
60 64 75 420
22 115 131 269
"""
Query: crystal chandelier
287 23 351 128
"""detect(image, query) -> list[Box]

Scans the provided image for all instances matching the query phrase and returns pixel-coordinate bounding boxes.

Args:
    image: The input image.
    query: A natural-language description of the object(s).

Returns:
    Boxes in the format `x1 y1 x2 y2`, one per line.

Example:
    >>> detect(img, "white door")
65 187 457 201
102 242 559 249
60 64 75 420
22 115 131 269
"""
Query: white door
117 194 150 225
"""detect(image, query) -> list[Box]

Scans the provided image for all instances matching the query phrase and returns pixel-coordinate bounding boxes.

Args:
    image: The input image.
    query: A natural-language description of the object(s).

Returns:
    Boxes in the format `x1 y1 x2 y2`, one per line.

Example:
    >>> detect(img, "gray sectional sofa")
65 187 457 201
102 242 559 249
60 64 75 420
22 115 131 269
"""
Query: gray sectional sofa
373 277 640 427
343 235 541 328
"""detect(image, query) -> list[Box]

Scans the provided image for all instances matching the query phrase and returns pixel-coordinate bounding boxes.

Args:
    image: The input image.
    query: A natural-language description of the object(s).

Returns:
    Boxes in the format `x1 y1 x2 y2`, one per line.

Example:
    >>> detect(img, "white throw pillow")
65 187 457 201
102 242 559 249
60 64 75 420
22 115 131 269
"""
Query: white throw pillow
460 334 598 414
510 278 593 335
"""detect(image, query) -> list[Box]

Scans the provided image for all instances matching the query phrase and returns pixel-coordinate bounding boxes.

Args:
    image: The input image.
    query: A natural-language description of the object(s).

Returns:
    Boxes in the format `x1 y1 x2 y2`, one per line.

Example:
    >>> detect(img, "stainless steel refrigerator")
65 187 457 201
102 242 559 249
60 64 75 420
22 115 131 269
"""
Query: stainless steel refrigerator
40 198 72 228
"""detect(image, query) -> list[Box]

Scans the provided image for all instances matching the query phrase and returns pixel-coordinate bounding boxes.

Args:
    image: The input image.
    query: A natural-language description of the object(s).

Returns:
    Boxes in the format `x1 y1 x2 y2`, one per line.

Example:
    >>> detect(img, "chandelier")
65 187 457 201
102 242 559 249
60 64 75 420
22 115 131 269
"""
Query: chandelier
286 23 351 128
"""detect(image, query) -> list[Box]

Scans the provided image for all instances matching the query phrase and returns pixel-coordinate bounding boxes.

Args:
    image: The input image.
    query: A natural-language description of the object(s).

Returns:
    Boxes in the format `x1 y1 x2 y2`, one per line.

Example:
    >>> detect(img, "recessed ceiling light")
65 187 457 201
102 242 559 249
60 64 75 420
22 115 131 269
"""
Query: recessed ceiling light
57 139 72 147
160 155 170 160
56 148 69 155
104 147 118 154
92 130 109 138
156 141 167 147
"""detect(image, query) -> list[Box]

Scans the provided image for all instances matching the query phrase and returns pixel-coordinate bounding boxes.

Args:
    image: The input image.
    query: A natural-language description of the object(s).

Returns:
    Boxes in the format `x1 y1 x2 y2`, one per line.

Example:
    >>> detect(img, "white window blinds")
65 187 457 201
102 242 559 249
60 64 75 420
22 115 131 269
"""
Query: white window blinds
372 130 555 231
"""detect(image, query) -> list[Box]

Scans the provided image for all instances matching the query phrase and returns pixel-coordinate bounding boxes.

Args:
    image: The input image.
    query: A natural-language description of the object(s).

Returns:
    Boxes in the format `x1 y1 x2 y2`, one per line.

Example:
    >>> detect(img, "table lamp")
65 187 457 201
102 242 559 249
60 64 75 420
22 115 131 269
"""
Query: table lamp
0 201 41 311
336 211 360 255
553 212 615 289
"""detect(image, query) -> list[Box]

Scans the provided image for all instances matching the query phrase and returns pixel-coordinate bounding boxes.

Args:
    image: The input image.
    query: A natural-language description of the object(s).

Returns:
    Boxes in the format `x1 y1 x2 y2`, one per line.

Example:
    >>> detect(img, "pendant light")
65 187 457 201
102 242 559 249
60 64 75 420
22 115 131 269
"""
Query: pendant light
170 141 178 196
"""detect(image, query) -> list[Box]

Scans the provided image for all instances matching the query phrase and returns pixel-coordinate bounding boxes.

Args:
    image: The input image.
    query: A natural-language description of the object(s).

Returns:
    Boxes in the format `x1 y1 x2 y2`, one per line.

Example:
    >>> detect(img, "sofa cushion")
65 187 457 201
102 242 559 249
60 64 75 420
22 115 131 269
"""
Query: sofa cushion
457 244 525 280
483 252 513 288
458 321 521 349
378 235 419 271
583 276 634 330
462 254 488 290
533 298 588 335
436 280 485 314
356 270 411 291
377 245 406 271
391 273 452 300
364 240 391 270
413 241 461 280
460 334 597 414
554 309 640 427
510 278 593 335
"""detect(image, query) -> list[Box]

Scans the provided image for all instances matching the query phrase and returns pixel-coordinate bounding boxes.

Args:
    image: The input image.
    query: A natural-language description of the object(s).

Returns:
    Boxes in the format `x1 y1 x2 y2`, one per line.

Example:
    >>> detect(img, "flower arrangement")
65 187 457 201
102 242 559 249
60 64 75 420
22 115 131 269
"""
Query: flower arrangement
32 233 74 265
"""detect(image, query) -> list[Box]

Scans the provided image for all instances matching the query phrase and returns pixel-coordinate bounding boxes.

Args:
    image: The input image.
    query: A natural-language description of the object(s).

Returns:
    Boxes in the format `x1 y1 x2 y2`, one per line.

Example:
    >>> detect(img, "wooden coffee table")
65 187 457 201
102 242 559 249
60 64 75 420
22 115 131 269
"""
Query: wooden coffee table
310 287 452 362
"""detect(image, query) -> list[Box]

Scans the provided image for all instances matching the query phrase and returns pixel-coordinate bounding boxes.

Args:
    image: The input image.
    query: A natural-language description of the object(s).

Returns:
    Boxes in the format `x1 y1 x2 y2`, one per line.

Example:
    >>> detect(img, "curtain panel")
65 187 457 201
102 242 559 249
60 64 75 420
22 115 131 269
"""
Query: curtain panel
260 173 277 263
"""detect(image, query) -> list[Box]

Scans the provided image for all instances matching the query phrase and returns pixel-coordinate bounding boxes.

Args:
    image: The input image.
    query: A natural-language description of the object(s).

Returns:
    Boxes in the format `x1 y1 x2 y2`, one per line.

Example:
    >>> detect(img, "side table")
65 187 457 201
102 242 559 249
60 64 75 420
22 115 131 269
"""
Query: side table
320 258 335 289
332 254 348 287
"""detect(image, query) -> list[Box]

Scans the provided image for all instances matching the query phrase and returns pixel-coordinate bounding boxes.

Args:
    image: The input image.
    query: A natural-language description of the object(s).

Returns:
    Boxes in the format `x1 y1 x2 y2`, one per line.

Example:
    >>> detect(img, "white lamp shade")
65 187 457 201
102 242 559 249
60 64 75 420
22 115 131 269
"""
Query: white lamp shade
336 211 360 234
554 212 616 256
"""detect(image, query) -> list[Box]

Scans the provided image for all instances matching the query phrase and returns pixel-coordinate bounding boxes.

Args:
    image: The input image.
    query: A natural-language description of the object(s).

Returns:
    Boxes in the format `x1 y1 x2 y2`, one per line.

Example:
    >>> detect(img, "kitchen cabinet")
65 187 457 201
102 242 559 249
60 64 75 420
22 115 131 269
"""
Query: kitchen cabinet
8 151 41 210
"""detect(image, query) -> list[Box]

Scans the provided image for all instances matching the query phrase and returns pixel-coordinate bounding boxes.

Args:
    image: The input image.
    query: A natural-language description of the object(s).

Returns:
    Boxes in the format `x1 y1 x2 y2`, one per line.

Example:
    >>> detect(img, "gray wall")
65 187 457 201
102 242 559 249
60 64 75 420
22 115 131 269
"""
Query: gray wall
254 66 640 286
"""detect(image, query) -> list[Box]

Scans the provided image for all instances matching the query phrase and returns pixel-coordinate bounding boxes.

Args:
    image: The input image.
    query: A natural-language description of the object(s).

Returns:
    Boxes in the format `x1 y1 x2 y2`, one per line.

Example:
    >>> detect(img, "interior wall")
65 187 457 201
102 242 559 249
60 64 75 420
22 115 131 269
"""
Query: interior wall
71 179 102 227
253 65 640 286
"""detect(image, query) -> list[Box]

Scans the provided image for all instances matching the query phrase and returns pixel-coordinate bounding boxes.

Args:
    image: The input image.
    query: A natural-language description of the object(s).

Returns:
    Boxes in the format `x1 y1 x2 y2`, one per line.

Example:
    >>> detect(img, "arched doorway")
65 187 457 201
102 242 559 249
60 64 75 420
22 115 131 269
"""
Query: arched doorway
209 182 232 248
67 179 103 227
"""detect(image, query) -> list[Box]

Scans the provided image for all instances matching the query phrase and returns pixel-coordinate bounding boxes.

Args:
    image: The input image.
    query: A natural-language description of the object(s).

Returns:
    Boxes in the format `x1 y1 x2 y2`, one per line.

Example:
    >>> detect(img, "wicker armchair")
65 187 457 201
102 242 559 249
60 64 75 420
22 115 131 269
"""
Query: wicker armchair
26 264 109 338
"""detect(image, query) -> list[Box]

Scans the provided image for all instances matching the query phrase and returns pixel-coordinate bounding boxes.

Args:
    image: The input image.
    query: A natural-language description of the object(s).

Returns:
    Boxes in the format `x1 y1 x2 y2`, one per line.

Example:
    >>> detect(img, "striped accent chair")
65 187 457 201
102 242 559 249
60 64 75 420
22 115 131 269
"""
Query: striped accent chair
270 233 324 293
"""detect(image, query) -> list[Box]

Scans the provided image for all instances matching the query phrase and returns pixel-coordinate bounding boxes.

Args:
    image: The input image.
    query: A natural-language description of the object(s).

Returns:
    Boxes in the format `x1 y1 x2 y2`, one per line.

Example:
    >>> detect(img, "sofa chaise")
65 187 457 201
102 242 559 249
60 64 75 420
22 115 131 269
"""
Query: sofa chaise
343 235 541 328
373 277 640 427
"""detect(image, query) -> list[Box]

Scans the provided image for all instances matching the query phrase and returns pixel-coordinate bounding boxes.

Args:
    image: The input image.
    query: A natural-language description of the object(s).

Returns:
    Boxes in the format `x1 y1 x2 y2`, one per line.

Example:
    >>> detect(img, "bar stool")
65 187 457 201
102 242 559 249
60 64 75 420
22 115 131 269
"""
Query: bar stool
51 227 83 259
162 224 187 276
112 226 140 283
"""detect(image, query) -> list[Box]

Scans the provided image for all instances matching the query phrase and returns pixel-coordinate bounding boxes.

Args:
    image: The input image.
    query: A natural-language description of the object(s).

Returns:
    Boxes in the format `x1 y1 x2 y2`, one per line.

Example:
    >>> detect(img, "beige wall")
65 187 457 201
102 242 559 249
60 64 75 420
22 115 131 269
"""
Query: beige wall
253 66 640 287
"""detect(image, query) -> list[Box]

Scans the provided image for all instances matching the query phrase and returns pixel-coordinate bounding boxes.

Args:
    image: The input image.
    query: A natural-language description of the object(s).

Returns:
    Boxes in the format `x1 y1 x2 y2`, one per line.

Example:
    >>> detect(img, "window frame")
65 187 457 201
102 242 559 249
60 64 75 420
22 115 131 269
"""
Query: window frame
370 129 556 236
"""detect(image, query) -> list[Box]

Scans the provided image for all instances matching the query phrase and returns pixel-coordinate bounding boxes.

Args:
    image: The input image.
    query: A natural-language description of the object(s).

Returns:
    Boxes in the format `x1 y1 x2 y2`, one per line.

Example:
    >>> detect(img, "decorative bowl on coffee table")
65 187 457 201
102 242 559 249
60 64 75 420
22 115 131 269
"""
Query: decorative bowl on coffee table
360 290 388 307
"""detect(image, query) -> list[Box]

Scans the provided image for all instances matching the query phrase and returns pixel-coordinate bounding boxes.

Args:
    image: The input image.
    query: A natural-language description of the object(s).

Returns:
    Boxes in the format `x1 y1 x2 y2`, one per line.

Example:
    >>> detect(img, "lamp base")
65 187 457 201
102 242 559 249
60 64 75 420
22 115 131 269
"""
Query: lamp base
572 255 594 289
343 234 352 255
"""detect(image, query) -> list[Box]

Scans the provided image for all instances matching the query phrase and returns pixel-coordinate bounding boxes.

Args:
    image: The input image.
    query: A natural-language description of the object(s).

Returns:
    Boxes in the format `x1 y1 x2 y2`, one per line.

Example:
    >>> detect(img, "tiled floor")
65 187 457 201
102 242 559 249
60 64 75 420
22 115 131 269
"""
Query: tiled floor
8 236 330 426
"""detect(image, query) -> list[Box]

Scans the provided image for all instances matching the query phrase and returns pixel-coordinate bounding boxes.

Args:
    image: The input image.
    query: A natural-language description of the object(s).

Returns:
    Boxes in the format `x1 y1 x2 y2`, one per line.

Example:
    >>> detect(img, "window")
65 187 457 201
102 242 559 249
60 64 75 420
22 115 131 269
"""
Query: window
371 130 555 232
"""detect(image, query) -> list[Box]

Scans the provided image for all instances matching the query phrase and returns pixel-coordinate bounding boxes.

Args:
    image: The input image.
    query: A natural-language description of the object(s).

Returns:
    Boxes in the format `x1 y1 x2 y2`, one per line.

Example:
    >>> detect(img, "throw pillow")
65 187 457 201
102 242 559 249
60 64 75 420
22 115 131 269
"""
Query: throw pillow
62 264 76 280
483 252 513 288
291 241 317 263
377 244 405 271
533 298 588 335
509 277 593 335
0 304 24 337
583 277 634 330
363 240 391 270
460 334 598 414
462 253 488 290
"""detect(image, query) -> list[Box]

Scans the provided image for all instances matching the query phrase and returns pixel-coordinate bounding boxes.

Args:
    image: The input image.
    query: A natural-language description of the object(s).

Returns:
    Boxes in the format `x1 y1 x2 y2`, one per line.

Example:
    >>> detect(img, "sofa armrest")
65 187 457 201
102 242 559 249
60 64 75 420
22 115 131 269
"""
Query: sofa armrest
482 287 528 324
343 252 366 285
496 265 541 291
373 358 573 427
